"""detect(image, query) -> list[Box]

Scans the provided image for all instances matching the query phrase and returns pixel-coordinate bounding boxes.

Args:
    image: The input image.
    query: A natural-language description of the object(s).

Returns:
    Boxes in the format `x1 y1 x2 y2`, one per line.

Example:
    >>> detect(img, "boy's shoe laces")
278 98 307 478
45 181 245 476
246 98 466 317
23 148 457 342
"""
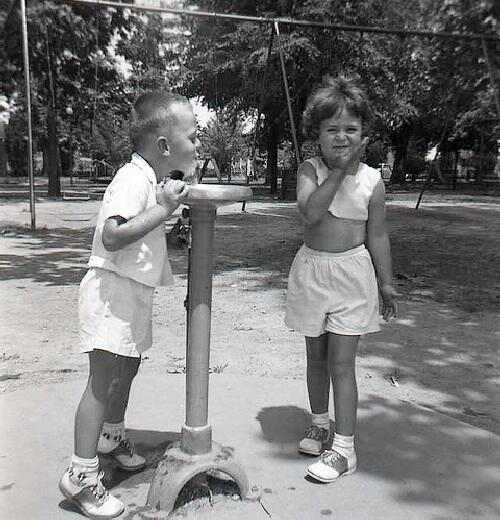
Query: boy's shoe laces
104 435 146 472
70 468 108 503
114 437 134 456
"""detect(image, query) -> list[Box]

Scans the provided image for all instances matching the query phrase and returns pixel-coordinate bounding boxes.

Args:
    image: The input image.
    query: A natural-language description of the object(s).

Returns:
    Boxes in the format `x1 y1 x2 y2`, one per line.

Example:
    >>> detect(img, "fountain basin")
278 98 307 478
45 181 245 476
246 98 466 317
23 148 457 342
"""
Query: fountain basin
184 183 252 208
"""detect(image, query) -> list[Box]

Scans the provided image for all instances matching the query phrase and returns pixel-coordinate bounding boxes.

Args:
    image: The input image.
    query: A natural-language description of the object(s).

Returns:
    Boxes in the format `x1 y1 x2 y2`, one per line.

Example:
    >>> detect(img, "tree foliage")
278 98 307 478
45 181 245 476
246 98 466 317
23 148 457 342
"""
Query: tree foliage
1 0 498 194
182 0 499 184
198 106 247 177
1 0 185 192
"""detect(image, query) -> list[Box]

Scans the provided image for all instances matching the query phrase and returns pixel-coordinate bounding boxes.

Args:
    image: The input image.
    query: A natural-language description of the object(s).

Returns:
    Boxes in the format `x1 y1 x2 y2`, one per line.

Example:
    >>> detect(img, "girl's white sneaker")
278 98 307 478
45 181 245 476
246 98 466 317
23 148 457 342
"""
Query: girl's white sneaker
298 425 330 456
306 449 357 483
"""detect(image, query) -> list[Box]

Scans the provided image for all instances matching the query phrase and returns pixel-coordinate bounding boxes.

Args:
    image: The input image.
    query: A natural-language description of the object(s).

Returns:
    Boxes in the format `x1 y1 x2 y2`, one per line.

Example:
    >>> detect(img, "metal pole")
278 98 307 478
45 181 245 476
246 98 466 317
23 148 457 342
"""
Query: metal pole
274 21 301 165
20 0 36 230
181 206 216 455
66 0 500 42
250 27 275 161
242 26 275 211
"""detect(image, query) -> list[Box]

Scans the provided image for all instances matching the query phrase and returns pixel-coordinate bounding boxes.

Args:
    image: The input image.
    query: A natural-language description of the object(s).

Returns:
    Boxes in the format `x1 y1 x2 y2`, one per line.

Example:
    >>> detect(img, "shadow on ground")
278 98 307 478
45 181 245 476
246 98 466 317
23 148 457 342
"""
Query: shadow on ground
58 401 500 519
2 204 498 313
256 400 500 519
58 428 245 519
1 203 499 435
211 204 500 312
0 226 94 285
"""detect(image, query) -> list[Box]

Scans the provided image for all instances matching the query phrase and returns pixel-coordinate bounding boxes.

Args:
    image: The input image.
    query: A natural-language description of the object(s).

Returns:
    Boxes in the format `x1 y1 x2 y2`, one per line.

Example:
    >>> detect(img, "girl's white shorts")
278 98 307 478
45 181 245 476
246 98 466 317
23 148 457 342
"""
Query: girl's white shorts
79 268 154 358
285 244 381 337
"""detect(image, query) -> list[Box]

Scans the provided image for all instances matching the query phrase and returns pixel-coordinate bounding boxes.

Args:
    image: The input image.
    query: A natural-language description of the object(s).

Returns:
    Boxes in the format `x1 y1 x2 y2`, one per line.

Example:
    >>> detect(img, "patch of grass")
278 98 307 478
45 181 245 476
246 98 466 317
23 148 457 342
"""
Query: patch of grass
210 362 229 374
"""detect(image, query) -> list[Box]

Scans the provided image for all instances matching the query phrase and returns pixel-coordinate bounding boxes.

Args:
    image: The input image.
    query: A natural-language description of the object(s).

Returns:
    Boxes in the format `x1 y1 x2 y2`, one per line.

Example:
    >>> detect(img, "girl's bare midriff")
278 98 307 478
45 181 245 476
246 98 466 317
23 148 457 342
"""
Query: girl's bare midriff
304 212 366 253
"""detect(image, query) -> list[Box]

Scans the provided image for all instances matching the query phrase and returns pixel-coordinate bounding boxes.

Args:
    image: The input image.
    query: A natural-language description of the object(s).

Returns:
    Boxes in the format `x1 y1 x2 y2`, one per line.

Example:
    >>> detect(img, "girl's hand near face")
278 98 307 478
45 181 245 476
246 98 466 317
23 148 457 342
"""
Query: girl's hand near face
343 136 369 170
326 136 369 178
353 136 369 162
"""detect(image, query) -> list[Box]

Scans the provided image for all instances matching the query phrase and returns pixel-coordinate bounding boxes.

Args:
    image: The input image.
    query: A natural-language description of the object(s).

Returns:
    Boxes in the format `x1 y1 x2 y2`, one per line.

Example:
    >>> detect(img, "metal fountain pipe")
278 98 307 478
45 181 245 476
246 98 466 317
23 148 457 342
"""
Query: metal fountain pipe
179 183 252 456
181 203 216 455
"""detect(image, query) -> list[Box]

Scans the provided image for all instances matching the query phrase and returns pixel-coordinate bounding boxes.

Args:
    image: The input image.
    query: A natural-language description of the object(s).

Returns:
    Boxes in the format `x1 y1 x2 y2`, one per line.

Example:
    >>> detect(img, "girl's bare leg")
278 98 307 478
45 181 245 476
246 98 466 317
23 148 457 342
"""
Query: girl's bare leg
306 334 330 414
327 333 359 436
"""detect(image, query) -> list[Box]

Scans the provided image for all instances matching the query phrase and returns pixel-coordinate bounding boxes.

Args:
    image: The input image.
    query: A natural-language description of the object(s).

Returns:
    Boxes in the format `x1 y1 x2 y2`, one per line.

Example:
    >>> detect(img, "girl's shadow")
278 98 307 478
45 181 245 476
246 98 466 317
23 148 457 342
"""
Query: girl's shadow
256 405 333 447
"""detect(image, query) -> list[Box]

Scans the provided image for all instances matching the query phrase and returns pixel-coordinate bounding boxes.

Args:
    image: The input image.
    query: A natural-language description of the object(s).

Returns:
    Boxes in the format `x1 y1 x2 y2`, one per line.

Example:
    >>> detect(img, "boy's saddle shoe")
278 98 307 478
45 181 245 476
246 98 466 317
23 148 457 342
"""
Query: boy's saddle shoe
59 467 124 519
98 433 146 472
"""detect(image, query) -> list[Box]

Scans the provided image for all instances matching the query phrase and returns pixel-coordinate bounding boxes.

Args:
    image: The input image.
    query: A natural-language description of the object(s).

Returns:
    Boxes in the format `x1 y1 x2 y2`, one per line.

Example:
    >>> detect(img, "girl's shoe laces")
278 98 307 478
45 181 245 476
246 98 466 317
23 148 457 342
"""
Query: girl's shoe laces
320 449 346 467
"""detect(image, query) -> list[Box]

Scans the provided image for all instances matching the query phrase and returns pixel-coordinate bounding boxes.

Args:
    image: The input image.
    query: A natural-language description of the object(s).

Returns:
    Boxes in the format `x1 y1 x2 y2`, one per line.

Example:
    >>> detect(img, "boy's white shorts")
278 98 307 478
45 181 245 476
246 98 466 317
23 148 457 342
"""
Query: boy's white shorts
285 244 381 337
79 268 154 358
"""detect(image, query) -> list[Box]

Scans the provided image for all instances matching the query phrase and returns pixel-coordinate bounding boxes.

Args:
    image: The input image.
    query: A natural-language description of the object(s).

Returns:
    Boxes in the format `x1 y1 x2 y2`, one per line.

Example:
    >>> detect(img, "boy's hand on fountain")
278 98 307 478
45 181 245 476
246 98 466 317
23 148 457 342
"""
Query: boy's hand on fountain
157 179 190 210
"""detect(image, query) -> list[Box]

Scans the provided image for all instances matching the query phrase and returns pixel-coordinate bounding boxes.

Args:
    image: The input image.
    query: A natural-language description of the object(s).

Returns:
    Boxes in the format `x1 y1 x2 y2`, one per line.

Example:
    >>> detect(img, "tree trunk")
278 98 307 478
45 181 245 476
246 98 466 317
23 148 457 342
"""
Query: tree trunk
495 126 500 179
266 120 278 195
389 127 411 184
45 28 61 197
452 150 459 190
47 107 61 197
0 122 6 177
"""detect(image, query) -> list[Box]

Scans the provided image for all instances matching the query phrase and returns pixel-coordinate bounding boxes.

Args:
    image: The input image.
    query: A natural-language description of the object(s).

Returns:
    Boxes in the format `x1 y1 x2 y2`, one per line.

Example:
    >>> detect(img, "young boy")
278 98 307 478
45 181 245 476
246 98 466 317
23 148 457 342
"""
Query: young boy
59 91 199 518
285 76 398 483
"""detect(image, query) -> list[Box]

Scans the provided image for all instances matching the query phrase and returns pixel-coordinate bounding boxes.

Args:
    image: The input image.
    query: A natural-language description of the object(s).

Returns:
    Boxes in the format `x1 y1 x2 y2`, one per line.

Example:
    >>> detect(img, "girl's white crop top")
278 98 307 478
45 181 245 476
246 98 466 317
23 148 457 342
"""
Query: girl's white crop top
305 157 382 221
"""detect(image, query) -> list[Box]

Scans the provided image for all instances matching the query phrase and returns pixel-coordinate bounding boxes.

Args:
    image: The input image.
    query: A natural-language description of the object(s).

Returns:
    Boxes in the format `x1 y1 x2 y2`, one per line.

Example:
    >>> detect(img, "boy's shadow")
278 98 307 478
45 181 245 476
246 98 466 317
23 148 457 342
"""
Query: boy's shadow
58 429 180 515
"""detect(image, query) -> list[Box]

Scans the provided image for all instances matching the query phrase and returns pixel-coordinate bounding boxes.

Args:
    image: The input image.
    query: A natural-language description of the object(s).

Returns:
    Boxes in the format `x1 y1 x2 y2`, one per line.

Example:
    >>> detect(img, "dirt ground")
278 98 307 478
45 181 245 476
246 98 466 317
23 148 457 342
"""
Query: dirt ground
1 192 499 439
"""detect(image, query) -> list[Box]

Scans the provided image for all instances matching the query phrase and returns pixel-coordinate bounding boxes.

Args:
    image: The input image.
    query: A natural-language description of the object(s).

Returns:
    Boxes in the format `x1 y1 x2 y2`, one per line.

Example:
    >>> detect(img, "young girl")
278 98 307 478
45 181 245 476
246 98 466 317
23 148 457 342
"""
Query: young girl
285 76 397 483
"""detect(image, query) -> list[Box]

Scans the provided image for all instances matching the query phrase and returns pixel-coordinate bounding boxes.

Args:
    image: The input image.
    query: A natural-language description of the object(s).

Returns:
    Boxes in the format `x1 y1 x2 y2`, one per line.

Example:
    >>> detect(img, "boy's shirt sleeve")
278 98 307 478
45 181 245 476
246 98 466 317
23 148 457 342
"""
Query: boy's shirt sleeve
102 167 150 221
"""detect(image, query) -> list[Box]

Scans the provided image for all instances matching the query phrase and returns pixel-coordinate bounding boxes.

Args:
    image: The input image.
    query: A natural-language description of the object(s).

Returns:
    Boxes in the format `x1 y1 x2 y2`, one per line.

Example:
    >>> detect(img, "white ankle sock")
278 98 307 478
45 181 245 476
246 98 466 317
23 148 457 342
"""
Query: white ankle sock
332 433 354 458
311 412 330 430
71 455 99 475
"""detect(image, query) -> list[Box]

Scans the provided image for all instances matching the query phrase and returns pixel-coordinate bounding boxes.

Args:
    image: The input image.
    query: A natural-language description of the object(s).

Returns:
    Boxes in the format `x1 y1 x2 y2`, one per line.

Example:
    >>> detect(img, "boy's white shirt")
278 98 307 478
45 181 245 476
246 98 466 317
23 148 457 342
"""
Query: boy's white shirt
88 153 174 287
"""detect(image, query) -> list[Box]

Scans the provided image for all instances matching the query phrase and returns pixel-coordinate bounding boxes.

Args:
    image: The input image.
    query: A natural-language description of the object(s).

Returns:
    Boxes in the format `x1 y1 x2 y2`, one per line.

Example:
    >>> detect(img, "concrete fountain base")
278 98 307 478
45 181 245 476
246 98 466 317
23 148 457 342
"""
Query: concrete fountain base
146 441 259 515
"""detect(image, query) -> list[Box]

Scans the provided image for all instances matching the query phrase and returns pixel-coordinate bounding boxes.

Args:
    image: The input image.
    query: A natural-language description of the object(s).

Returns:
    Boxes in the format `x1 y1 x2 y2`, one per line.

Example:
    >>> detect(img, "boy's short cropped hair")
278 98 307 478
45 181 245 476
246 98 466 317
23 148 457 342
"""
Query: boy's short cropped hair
130 91 189 150
302 75 373 140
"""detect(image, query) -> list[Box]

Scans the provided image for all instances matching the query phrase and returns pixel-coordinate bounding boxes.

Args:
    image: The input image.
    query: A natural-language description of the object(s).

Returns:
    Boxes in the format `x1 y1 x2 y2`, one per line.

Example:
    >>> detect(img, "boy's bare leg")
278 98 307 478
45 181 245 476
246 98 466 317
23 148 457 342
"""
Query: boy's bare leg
327 333 359 435
306 334 330 413
61 350 125 518
74 350 116 458
97 355 145 471
104 356 141 424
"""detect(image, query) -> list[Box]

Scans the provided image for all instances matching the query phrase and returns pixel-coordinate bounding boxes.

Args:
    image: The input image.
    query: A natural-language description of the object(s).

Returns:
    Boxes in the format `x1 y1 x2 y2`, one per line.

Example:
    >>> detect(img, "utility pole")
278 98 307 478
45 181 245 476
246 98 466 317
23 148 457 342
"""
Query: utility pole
20 0 36 230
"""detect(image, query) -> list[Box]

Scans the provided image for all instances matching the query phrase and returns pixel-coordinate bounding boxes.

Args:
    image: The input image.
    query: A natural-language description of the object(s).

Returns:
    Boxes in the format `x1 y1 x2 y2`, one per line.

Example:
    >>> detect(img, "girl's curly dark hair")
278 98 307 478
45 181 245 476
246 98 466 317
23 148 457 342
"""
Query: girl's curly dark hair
302 75 373 140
